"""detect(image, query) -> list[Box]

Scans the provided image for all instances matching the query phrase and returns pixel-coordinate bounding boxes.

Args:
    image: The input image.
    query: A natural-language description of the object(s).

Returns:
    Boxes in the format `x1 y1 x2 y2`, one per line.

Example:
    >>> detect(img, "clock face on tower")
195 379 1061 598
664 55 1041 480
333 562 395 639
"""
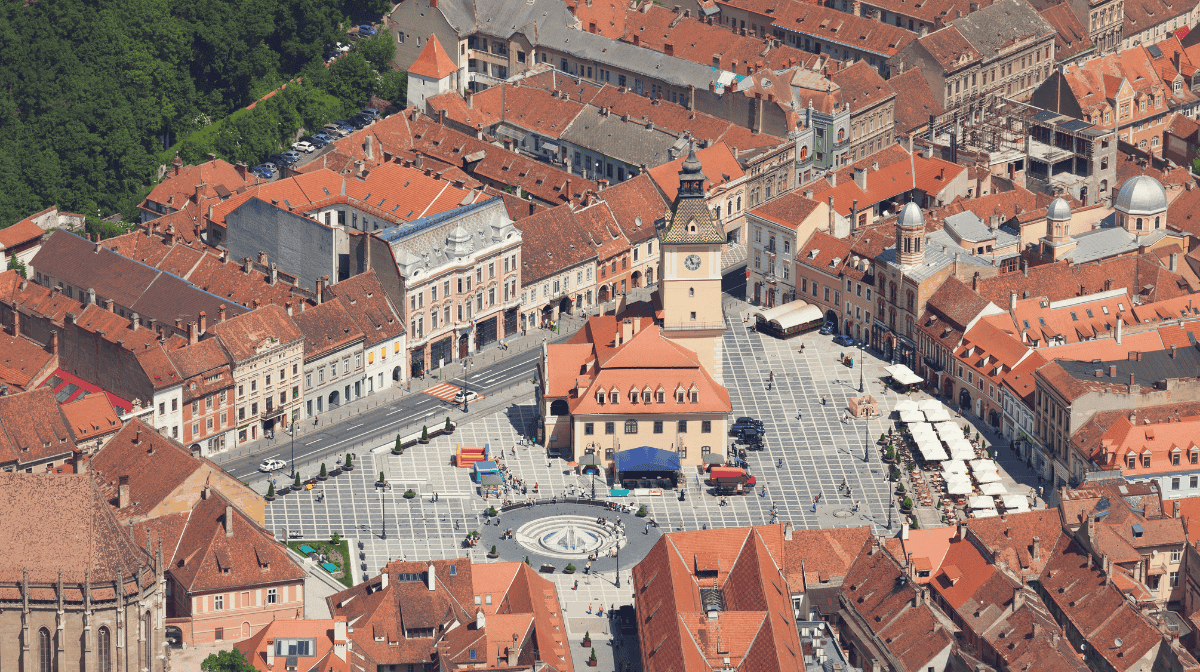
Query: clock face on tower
684 254 702 271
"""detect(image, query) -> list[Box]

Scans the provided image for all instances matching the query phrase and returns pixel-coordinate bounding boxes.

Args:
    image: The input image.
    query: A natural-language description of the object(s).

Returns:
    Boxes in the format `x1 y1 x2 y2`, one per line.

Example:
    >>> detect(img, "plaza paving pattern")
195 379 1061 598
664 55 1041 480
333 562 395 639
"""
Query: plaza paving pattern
264 305 973 668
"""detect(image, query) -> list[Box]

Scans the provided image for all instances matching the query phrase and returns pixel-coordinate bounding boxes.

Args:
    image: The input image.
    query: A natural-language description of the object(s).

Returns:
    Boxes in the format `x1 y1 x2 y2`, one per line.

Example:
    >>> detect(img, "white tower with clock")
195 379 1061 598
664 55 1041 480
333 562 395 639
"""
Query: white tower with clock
657 146 727 381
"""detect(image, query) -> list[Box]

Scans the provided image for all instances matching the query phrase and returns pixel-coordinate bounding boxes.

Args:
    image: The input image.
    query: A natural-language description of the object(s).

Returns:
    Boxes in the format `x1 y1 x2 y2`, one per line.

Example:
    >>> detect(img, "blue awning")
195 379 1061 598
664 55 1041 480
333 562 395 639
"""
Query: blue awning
616 447 680 473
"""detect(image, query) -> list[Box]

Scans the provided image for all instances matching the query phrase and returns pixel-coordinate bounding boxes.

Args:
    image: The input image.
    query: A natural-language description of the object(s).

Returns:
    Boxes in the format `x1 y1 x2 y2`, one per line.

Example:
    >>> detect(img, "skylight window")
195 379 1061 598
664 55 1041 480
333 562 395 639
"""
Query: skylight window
1102 306 1110 315
1070 312 1078 321
1086 309 1094 318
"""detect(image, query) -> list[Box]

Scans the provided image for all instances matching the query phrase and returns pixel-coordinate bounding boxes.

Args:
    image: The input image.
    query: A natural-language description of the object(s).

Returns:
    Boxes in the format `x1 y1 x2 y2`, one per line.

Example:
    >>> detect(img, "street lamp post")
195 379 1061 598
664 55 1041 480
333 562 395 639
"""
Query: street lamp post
289 422 296 479
858 337 864 393
615 540 620 588
888 500 895 529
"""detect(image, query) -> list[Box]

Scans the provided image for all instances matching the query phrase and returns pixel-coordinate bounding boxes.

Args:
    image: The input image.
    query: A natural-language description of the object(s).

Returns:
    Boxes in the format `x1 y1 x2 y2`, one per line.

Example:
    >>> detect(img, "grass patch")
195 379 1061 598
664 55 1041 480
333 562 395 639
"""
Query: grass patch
287 539 353 588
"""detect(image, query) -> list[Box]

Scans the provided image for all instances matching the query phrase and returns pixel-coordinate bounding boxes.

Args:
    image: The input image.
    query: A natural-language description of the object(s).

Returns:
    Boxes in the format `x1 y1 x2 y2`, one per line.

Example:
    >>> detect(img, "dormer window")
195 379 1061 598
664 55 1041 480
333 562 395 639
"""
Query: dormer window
676 390 685 403
596 390 605 404
1127 454 1136 469
610 391 619 404
643 390 652 404
690 390 699 403
629 390 639 403
656 389 665 403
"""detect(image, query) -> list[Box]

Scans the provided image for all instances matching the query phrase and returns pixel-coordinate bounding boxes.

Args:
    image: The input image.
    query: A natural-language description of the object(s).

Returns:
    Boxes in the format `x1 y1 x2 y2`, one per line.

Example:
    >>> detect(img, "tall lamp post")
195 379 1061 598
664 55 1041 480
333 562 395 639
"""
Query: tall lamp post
858 337 865 392
581 452 600 500
289 418 297 479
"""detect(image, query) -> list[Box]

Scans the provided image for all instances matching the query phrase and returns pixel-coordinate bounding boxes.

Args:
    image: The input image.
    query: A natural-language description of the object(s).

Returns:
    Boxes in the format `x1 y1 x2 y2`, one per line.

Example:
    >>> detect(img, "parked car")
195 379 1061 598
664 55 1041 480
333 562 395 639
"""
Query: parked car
819 321 835 335
292 141 314 153
734 426 764 444
312 131 335 143
359 24 376 35
334 120 356 131
323 123 346 136
250 165 273 179
262 162 279 173
832 334 852 346
361 108 380 119
730 417 763 435
453 389 479 403
259 458 286 472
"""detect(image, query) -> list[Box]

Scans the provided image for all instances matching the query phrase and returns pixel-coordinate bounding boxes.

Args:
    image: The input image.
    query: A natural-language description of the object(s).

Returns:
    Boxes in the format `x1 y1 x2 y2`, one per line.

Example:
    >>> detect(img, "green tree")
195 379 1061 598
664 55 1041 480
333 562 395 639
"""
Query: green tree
200 649 256 672
376 69 407 107
325 53 377 113
7 256 27 279
359 31 397 71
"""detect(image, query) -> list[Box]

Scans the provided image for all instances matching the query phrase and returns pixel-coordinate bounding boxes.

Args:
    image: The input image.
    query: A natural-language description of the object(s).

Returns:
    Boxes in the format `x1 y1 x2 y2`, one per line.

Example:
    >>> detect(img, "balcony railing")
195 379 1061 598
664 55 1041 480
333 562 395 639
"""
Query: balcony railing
662 320 726 331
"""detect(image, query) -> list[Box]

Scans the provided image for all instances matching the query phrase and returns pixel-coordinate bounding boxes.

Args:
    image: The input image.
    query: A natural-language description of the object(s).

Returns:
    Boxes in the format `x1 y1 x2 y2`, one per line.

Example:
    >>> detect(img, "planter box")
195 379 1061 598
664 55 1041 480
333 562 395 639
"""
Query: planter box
264 495 276 502
580 640 590 647
343 464 355 471
317 475 328 481
586 658 597 667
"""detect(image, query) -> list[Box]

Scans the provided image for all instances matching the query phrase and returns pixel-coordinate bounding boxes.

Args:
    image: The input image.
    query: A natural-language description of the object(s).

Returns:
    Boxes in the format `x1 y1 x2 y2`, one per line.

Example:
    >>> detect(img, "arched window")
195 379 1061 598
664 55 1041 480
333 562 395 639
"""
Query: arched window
98 626 112 672
1155 216 1160 228
39 627 53 672
890 283 897 303
736 196 742 211
1136 217 1143 230
550 400 569 415
624 420 638 434
800 146 808 161
906 291 915 310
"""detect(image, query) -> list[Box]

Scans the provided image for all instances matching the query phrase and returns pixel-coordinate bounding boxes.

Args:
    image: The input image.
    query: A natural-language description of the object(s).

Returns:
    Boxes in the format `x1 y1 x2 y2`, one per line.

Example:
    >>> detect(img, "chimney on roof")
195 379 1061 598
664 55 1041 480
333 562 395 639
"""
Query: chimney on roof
973 272 980 291
87 288 96 305
784 521 793 540
1010 292 1017 311
1170 252 1178 272
829 171 836 188
1013 584 1025 611
131 313 140 331
188 321 198 346
225 505 234 537
49 330 58 356
286 301 293 316
355 160 366 178
507 632 519 666
475 608 486 630
175 318 182 334
1172 345 1178 358
194 182 207 203
1032 622 1042 639
134 427 141 446
118 475 130 509
364 134 374 161
333 616 348 660
851 199 859 231
1116 319 1123 344
913 585 923 608
242 257 252 274
173 159 181 177
104 299 114 313
258 251 268 266
218 304 227 323
854 167 867 190
10 310 18 337
1032 536 1040 563
270 263 278 286
198 311 206 335
428 564 436 591
1130 373 1137 391
236 161 248 182
828 196 835 232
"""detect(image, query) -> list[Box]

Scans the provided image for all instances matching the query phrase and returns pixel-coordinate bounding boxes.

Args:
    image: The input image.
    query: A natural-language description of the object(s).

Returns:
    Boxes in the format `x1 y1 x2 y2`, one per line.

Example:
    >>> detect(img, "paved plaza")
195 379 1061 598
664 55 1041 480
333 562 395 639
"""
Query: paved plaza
264 299 1043 670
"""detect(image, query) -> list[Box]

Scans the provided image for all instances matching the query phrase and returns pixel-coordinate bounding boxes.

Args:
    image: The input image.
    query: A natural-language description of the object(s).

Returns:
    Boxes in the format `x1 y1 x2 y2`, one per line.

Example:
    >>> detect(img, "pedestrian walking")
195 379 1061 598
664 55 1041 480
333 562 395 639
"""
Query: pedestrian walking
796 410 802 421
644 523 650 534
853 500 860 512
812 495 819 512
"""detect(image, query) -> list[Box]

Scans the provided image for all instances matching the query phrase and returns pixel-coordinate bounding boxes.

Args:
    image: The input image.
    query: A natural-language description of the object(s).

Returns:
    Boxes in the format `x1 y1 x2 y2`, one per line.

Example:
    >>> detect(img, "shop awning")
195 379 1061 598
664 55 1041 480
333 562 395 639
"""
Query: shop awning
884 364 923 385
616 446 681 473
894 399 918 412
541 142 560 153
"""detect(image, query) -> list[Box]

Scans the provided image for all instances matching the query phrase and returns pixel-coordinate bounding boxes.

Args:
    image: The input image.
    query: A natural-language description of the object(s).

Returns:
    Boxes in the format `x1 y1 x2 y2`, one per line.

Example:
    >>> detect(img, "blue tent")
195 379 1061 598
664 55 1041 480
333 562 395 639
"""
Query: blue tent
616 446 681 473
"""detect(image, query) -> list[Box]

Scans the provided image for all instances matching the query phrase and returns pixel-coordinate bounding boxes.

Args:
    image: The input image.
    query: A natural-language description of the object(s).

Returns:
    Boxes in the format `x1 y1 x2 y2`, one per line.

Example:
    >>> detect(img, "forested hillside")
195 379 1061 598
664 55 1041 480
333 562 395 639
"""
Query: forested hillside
0 0 395 227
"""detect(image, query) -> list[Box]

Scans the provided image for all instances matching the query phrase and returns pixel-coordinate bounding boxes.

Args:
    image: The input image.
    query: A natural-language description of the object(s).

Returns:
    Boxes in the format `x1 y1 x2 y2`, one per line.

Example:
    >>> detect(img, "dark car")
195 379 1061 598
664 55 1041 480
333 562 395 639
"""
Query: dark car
832 334 852 346
334 120 356 131
359 24 376 35
361 107 380 119
734 426 764 444
819 321 835 335
730 417 763 435
250 165 273 178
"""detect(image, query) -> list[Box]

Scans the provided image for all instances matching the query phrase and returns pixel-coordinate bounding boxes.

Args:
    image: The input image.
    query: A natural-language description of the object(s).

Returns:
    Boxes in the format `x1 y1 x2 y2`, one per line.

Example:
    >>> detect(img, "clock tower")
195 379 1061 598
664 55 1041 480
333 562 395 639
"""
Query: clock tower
657 146 727 380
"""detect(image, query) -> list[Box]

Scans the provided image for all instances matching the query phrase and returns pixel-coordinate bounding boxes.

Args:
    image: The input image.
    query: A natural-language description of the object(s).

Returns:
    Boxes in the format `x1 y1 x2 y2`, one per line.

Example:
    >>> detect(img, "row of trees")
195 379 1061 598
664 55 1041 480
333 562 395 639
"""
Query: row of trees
0 0 396 227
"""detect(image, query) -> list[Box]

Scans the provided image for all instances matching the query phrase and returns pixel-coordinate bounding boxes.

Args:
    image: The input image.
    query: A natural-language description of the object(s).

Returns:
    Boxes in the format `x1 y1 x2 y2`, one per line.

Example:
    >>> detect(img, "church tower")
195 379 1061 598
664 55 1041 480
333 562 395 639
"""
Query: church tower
895 202 925 267
657 146 727 380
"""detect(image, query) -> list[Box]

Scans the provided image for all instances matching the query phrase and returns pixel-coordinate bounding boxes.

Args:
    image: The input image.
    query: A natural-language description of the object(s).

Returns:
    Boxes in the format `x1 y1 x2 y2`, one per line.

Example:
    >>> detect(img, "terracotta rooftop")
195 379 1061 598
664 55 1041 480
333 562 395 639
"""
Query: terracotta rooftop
408 34 459 80
324 270 406 347
890 69 947 136
293 299 365 360
0 330 55 392
208 304 302 363
59 393 122 444
0 472 153 586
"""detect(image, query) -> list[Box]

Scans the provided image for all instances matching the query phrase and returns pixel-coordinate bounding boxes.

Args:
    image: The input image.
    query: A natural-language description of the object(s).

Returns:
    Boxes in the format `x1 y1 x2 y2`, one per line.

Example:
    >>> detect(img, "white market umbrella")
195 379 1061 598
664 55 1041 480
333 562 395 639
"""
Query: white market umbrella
895 399 919 412
969 495 997 510
917 399 942 412
979 482 1009 496
900 410 925 424
925 408 954 422
974 469 1003 484
942 459 968 475
1001 494 1030 512
945 477 973 495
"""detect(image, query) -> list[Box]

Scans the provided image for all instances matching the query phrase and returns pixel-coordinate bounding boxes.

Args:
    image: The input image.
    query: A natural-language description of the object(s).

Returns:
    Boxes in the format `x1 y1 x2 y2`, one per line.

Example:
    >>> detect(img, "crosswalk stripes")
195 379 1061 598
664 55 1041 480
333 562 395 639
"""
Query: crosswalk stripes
423 383 462 401
423 382 487 403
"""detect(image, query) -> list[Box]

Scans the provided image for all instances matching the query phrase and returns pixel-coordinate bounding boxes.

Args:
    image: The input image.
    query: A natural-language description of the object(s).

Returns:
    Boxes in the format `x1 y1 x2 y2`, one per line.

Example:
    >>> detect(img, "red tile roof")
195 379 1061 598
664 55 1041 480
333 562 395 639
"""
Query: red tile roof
890 69 947 136
293 299 365 360
0 330 55 392
208 304 302 363
1040 3 1094 61
0 472 153 585
0 218 46 251
407 34 458 80
236 618 351 672
59 393 122 444
0 387 77 467
168 488 305 594
324 270 406 347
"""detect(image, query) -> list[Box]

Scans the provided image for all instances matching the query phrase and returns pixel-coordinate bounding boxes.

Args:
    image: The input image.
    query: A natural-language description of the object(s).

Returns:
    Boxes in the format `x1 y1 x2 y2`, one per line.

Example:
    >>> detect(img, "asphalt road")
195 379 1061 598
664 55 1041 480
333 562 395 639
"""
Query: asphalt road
224 347 542 482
